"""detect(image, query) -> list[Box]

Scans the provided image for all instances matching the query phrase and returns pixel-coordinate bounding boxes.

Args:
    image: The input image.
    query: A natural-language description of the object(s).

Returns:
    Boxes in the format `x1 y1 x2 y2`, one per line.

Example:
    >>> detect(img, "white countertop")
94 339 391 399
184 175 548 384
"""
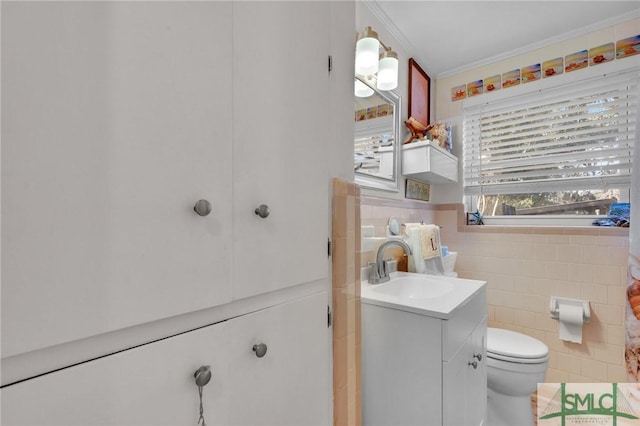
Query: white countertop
361 272 486 320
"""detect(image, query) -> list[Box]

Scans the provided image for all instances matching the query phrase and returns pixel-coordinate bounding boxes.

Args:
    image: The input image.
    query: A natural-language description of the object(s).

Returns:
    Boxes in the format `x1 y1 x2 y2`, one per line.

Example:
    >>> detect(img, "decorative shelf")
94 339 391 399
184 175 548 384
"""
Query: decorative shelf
402 140 458 183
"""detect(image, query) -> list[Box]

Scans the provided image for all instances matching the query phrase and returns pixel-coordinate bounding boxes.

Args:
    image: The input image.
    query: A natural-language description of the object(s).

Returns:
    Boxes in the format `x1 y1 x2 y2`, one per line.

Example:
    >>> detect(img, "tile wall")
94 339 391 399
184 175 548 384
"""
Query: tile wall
437 204 630 383
359 197 631 383
360 197 436 268
332 179 362 426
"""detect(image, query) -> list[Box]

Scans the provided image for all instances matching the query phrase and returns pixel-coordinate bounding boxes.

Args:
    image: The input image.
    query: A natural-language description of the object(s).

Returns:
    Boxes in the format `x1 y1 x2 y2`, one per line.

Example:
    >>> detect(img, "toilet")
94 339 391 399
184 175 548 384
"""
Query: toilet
486 328 550 426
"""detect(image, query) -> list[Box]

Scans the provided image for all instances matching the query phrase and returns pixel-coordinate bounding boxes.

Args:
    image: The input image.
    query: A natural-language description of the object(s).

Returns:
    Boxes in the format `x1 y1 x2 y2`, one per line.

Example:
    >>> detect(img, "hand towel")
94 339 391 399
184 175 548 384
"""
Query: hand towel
420 224 440 260
403 222 423 228
423 225 446 275
406 225 425 274
402 223 422 237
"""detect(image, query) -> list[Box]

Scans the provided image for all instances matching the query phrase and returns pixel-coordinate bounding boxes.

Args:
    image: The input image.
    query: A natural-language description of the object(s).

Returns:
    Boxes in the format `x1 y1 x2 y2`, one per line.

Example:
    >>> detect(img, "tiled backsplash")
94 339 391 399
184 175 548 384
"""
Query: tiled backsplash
360 197 436 269
360 198 630 383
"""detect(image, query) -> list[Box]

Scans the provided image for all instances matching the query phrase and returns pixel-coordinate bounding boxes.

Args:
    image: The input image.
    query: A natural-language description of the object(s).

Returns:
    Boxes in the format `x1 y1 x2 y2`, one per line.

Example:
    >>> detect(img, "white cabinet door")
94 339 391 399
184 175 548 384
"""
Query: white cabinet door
443 336 470 426
1 294 330 426
1 322 230 425
361 304 443 426
227 292 330 425
1 2 233 358
467 317 487 426
231 1 330 300
442 317 487 426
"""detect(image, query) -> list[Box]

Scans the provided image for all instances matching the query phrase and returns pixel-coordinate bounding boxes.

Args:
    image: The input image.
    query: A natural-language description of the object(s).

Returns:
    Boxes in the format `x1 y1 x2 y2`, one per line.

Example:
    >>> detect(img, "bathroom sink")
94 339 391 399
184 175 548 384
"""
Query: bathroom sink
361 272 485 319
371 275 454 299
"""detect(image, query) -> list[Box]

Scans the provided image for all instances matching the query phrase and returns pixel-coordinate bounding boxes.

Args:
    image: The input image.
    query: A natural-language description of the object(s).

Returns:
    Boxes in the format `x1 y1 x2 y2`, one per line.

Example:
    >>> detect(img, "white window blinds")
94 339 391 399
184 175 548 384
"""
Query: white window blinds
463 69 638 196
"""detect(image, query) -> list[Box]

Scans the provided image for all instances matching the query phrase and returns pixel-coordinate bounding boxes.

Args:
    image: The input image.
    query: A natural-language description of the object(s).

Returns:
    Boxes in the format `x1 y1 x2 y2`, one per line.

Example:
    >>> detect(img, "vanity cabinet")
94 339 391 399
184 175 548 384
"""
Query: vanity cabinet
361 280 487 426
1 293 330 426
2 1 330 361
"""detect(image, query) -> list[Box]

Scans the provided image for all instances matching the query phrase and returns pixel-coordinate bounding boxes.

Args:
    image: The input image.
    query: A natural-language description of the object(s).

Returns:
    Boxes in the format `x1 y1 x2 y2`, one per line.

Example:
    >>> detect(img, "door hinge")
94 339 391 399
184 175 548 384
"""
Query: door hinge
327 305 333 327
327 238 332 257
328 55 333 72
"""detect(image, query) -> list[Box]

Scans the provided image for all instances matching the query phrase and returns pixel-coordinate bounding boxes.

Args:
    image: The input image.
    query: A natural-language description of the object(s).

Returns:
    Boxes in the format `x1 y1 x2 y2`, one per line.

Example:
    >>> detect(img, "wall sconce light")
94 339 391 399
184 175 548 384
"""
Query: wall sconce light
354 79 375 98
355 26 380 76
355 26 399 91
377 47 398 90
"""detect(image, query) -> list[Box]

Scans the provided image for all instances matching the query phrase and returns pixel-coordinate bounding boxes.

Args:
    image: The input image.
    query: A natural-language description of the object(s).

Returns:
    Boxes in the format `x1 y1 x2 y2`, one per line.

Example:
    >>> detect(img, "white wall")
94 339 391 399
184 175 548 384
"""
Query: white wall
435 18 640 120
356 3 412 201
330 1 358 184
355 2 467 204
357 9 640 205
434 17 640 204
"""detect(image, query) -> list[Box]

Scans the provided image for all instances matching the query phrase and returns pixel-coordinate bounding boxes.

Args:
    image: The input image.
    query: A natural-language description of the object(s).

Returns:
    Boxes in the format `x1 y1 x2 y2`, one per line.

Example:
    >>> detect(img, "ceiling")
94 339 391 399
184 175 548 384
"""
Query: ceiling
370 1 640 77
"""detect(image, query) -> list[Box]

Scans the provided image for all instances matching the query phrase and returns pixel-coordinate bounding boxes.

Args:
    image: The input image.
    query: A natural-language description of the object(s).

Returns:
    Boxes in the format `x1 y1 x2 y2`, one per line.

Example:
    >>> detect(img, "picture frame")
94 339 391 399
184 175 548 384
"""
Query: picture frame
405 178 430 202
408 58 431 128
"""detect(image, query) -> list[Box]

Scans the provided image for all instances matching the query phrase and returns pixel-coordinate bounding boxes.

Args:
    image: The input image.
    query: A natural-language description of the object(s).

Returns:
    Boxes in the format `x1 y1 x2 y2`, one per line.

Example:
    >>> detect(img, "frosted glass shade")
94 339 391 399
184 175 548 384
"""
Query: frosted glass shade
355 37 379 76
354 79 374 97
377 55 398 90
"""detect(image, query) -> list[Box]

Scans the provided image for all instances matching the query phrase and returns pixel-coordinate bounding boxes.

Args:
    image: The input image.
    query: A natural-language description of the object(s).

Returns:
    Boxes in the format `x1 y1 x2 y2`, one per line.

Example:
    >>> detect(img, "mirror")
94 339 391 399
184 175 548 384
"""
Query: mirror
354 77 401 191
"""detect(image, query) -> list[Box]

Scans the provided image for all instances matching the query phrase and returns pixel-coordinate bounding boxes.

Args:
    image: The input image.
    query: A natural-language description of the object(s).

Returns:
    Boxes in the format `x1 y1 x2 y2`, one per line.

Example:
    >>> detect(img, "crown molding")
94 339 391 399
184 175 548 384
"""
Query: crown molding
362 1 431 67
438 9 640 78
363 1 639 80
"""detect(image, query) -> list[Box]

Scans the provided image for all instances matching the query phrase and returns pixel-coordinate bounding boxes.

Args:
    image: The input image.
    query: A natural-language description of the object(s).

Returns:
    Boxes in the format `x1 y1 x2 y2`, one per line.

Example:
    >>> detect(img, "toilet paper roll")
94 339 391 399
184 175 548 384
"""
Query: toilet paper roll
558 302 584 344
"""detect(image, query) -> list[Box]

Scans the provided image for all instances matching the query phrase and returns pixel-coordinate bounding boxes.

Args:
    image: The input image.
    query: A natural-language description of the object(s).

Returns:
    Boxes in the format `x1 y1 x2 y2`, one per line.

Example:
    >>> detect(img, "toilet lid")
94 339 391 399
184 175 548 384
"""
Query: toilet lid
487 328 549 362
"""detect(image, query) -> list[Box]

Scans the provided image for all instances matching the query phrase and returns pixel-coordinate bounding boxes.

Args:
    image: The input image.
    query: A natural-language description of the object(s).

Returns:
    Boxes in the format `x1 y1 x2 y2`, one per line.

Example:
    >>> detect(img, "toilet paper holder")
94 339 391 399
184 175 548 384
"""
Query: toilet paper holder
549 296 591 323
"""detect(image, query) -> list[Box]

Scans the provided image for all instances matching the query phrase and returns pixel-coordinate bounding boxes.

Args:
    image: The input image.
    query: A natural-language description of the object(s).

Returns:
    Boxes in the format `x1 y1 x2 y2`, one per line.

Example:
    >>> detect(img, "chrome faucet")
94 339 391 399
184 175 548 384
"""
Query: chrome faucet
368 240 412 284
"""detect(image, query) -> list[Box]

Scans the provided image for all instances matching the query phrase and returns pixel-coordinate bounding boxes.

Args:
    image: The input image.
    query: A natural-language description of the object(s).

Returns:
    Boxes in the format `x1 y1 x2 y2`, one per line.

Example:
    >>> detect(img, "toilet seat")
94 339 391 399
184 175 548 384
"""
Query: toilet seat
487 328 549 364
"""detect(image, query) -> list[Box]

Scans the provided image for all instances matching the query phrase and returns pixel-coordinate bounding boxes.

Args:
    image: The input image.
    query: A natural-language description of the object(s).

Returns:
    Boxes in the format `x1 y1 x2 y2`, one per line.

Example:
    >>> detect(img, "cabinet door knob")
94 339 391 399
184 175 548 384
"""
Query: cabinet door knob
254 204 270 218
194 365 212 387
194 365 212 426
468 360 478 369
253 343 268 358
194 199 213 217
473 353 482 361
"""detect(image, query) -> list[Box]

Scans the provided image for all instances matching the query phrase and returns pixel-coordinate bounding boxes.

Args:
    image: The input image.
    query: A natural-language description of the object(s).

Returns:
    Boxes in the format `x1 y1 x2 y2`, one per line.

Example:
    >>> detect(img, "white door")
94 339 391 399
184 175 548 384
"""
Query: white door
1 321 230 425
1 294 331 426
227 292 331 425
1 2 233 358
231 1 330 300
443 335 472 426
442 317 487 426
467 318 488 426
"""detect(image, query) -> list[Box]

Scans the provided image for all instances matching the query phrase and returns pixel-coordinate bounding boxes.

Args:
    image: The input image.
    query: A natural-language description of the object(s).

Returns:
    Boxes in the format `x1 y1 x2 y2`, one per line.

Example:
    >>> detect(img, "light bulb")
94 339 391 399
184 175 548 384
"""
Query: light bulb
355 27 379 76
354 79 374 97
377 48 398 91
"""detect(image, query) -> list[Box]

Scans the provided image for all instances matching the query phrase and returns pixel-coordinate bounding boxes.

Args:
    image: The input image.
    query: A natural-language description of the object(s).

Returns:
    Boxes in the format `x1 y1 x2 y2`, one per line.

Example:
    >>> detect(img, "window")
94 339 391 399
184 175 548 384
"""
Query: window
463 64 637 224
